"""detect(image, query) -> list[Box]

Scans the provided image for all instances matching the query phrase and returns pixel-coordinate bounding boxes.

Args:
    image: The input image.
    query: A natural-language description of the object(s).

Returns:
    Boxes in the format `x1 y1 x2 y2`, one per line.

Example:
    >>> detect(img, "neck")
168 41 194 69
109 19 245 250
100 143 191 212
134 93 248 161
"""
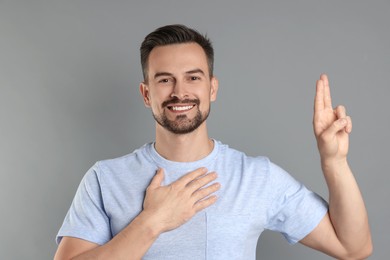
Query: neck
154 122 214 162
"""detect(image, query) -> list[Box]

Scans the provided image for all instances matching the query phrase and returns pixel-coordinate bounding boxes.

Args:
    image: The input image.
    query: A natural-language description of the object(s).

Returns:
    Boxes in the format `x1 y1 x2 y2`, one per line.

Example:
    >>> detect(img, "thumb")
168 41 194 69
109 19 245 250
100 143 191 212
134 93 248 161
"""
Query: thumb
325 118 348 139
148 168 165 189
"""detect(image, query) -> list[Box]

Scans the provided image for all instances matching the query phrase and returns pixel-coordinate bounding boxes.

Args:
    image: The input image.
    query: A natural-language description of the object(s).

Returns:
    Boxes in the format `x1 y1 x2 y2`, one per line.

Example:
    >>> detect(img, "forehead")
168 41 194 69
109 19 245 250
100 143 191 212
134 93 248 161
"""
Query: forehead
148 43 209 77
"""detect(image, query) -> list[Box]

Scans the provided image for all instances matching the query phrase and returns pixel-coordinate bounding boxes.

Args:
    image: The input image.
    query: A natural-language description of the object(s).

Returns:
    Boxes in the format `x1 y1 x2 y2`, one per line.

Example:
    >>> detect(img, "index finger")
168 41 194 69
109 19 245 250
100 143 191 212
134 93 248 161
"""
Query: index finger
315 79 325 112
321 74 333 109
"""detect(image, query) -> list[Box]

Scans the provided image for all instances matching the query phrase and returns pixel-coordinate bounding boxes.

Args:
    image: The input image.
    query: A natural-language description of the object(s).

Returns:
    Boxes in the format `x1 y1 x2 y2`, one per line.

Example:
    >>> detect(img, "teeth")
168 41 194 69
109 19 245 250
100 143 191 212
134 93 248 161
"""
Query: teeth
171 105 193 111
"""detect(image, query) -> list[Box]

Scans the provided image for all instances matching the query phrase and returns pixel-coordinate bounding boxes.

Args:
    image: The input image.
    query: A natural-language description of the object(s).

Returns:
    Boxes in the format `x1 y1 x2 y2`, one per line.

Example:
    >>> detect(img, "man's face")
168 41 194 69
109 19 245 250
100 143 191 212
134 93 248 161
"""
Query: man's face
140 43 218 134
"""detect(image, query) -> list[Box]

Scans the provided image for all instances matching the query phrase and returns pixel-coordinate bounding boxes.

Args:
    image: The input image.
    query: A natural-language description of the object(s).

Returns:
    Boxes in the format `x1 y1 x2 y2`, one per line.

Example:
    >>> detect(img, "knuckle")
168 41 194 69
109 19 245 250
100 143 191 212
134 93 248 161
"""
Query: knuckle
187 179 201 189
169 183 181 192
196 188 209 198
193 178 203 186
204 173 216 184
338 105 346 114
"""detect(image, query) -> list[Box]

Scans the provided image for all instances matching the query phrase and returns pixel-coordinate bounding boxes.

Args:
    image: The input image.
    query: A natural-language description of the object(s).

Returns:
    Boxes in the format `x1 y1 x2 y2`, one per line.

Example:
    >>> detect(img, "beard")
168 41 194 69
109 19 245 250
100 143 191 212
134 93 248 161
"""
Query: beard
152 98 210 134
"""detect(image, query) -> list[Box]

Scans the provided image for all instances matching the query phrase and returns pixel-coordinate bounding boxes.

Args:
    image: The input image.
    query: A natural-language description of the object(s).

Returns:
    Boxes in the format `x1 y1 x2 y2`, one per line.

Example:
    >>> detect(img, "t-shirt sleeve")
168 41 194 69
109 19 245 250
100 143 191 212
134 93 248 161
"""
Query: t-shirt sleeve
264 161 328 244
56 163 111 245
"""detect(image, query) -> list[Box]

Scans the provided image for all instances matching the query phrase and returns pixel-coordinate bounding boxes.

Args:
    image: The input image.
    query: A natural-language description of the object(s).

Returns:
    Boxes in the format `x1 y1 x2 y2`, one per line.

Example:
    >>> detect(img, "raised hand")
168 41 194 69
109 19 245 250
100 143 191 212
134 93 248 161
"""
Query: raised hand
313 74 352 163
142 167 220 233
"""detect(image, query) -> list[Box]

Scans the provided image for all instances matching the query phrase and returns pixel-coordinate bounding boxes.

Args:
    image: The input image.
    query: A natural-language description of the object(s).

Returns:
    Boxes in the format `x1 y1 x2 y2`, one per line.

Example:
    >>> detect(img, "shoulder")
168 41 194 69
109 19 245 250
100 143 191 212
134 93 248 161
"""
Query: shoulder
97 143 153 172
215 141 299 183
82 143 155 186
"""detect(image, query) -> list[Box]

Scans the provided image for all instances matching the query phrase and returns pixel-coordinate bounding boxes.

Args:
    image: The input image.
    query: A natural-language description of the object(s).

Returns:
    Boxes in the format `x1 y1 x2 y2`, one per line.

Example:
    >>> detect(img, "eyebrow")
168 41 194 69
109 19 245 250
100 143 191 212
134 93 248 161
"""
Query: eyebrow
153 72 174 79
185 69 205 75
153 69 206 80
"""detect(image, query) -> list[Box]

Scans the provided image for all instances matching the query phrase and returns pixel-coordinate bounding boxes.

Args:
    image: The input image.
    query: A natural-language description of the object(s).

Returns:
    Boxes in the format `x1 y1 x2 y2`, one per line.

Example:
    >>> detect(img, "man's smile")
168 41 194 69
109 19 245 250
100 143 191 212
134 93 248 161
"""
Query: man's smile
163 98 200 114
167 105 195 112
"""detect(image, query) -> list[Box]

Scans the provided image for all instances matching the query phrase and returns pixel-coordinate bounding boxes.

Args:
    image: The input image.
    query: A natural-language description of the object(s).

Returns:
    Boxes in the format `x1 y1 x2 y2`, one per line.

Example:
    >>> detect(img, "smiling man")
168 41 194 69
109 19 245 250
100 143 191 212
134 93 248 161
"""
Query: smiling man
55 25 372 259
146 44 215 136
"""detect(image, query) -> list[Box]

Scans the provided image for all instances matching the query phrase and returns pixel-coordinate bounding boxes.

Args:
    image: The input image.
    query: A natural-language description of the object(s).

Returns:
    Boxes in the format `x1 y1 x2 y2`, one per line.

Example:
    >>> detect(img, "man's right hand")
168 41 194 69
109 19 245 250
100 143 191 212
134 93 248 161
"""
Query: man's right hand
142 167 220 234
54 167 219 260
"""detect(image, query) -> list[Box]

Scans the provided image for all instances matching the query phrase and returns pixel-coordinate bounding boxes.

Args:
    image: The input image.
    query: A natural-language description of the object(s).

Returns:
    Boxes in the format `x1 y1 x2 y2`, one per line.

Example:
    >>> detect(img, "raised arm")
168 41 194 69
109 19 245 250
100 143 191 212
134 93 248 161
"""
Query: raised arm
54 168 220 260
300 74 372 259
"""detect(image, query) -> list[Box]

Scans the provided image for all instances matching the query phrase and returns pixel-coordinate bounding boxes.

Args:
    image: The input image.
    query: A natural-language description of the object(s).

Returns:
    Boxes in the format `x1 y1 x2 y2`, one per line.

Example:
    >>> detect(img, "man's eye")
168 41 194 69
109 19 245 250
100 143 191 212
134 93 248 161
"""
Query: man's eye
159 79 170 83
190 76 200 81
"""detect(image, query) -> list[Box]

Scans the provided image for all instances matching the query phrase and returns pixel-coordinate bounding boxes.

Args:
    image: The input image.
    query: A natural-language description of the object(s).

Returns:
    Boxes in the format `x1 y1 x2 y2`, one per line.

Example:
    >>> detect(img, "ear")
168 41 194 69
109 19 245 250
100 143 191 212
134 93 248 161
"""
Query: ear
139 83 151 107
210 76 219 102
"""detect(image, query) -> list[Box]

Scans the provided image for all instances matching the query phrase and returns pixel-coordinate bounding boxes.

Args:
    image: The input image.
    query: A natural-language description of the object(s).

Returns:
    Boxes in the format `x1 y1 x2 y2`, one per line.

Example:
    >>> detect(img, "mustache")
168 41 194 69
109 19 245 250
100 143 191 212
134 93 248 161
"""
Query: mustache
162 97 200 108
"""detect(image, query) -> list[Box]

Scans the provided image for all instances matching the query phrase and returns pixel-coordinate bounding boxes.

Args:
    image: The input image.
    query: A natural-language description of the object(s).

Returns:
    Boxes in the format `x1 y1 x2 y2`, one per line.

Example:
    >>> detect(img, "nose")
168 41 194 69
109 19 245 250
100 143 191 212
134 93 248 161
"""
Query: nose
170 80 189 99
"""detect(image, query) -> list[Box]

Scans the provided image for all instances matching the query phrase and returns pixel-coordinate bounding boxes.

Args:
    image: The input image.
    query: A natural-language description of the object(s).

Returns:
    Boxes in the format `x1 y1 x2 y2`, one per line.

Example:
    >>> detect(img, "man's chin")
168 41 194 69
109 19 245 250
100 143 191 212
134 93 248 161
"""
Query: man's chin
154 109 209 135
163 123 200 135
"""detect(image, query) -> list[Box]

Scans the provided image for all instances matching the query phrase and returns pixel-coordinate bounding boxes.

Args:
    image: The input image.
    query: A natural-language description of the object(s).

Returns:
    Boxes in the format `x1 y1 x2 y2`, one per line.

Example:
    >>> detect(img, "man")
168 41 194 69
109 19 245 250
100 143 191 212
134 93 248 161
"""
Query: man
55 24 372 259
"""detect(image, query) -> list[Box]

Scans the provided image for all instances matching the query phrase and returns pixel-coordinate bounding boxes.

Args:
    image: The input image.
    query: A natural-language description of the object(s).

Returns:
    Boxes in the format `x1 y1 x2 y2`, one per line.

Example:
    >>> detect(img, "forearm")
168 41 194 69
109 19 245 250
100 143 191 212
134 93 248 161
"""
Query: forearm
322 158 372 256
73 212 161 260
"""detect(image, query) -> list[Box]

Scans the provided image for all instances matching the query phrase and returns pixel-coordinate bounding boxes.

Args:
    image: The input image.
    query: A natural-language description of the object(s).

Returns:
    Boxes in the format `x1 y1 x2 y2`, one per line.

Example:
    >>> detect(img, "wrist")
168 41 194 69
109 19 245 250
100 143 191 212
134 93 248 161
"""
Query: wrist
135 211 163 239
321 157 349 173
320 158 354 191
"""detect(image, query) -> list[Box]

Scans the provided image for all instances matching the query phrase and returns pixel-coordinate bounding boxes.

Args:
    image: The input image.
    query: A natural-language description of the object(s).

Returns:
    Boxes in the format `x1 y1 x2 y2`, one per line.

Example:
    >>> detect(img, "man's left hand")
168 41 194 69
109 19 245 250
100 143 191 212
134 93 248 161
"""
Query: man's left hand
313 74 352 164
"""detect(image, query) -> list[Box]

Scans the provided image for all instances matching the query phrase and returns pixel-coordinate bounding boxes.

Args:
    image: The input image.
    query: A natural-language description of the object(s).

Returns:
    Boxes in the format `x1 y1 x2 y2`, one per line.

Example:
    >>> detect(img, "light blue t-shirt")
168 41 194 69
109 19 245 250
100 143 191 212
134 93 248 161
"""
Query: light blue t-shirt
56 140 328 259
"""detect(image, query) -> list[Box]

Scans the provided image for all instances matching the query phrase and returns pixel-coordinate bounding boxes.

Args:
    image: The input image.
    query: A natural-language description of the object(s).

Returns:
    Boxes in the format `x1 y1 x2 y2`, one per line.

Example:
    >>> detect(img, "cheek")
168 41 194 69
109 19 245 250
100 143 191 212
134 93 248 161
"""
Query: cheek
151 89 170 102
151 100 162 111
147 91 161 105
149 94 168 112
199 96 211 110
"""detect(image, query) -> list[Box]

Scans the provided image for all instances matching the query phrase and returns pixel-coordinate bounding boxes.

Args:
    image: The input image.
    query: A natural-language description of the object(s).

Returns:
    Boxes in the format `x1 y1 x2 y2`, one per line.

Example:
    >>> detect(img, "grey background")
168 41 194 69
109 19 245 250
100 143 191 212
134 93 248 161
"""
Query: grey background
1 0 388 259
